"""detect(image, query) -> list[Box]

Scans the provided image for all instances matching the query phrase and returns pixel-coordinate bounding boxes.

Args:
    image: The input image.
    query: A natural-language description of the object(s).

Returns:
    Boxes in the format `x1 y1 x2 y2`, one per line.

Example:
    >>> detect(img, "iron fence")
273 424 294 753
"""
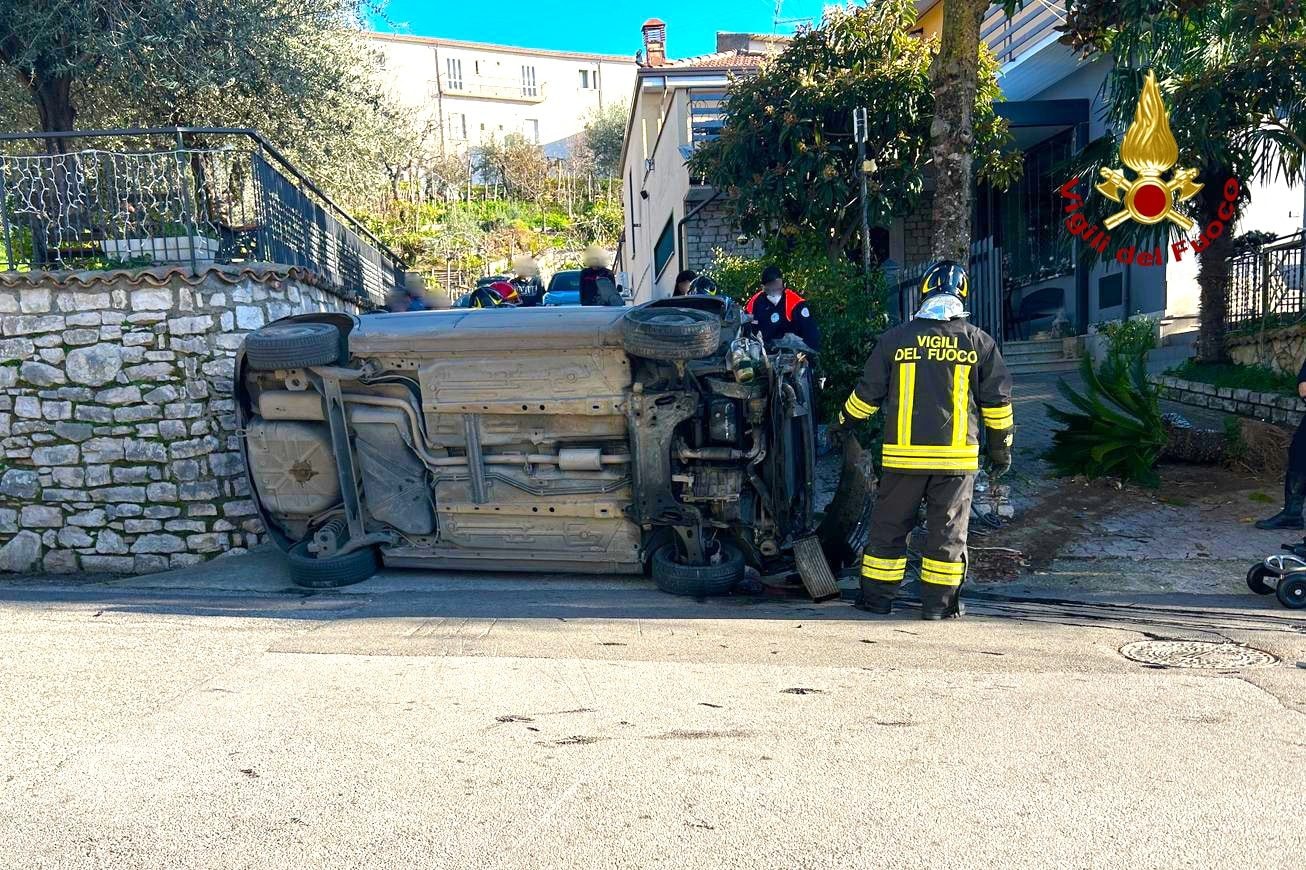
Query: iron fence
0 128 405 307
1227 231 1306 330
894 237 1004 347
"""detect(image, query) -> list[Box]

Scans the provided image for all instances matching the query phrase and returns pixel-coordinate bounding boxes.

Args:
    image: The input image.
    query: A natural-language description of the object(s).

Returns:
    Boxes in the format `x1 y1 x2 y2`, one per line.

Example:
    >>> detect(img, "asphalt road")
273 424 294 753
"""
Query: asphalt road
1 557 1303 869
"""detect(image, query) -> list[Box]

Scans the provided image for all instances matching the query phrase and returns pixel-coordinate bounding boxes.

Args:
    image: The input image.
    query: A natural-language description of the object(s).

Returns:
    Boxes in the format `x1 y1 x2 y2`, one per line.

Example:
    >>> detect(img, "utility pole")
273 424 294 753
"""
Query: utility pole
854 106 872 276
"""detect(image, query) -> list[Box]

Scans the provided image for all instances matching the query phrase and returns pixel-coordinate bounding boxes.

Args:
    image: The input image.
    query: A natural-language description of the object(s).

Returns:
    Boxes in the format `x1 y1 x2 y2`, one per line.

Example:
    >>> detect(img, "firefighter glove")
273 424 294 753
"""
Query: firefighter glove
987 429 1013 479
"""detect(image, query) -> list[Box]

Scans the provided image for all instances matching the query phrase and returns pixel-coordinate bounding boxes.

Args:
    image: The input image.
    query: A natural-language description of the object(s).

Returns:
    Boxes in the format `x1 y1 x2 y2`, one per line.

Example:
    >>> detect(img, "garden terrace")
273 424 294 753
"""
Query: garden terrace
0 128 405 308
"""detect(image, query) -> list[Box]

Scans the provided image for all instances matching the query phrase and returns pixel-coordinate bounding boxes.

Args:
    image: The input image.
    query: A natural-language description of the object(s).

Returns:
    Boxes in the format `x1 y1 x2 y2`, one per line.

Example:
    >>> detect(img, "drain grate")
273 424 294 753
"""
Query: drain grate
1119 640 1279 670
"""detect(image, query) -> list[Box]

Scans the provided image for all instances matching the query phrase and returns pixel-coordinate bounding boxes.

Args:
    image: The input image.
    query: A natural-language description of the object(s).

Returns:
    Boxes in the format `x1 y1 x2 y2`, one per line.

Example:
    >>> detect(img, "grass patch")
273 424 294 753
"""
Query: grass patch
1167 360 1299 397
1248 491 1275 504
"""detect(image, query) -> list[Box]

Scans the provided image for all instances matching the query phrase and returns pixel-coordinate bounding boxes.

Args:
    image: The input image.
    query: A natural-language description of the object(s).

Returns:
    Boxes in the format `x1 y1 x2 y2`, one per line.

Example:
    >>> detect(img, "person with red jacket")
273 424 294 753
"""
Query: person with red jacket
744 265 820 351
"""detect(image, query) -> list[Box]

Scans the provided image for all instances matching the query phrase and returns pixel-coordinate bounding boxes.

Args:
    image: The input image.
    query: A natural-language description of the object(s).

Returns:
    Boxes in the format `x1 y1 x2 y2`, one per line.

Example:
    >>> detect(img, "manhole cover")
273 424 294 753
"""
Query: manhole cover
1119 640 1278 669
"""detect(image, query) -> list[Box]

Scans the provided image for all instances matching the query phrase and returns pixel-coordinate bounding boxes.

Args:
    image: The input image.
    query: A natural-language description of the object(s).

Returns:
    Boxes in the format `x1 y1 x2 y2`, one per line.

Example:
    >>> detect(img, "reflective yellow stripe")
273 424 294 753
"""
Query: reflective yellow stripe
921 570 963 586
921 557 965 576
863 555 907 570
882 444 980 457
952 364 971 447
896 363 915 446
863 567 906 582
845 392 876 419
882 455 979 472
982 404 1014 430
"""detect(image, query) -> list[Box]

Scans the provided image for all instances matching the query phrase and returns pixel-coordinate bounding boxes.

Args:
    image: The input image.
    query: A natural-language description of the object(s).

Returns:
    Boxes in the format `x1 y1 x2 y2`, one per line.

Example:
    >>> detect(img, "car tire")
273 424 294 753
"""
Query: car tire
621 307 721 361
1276 574 1306 609
244 322 342 371
1246 564 1276 595
652 542 745 597
286 538 379 589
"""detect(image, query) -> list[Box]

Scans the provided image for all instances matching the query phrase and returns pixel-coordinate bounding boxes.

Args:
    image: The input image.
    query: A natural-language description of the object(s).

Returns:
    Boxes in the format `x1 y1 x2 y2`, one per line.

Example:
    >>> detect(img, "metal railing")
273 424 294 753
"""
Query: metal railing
981 0 1065 66
0 128 405 307
894 237 1005 346
1228 231 1306 329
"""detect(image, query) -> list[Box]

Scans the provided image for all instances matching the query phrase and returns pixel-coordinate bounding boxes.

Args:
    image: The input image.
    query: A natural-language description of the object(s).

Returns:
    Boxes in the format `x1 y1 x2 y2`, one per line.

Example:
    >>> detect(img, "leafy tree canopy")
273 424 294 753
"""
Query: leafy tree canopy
580 102 629 179
690 0 1020 259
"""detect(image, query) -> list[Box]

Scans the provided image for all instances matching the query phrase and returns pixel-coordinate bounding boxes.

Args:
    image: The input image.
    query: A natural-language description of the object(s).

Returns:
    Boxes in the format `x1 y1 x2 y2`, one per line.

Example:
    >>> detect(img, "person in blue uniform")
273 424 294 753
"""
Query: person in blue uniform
744 265 820 351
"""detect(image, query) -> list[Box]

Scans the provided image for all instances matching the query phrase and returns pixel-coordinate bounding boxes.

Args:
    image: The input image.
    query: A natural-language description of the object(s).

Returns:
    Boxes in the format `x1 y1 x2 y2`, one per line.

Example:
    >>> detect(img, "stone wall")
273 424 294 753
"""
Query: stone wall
902 191 934 267
1151 374 1303 427
0 266 362 575
683 198 764 272
1226 324 1306 376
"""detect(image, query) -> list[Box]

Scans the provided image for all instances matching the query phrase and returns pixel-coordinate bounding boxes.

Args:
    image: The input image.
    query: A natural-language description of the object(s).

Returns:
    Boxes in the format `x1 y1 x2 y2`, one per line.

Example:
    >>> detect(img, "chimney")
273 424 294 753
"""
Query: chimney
642 19 667 67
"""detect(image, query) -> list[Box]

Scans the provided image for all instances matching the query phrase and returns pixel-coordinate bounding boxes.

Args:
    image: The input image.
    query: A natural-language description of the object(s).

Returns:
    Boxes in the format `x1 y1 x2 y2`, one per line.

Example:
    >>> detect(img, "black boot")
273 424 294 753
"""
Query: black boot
855 578 894 614
919 582 964 620
1256 471 1306 530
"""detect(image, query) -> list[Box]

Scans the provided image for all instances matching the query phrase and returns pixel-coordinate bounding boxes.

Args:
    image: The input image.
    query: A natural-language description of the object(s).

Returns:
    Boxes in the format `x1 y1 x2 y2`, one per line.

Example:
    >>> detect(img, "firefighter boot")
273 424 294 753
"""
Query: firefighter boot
855 577 894 614
919 581 964 620
1256 471 1306 530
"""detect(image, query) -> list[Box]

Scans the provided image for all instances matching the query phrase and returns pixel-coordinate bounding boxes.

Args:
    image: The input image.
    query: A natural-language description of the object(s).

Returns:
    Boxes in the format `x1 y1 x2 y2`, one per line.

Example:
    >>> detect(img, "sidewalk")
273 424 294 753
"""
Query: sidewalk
983 371 1292 602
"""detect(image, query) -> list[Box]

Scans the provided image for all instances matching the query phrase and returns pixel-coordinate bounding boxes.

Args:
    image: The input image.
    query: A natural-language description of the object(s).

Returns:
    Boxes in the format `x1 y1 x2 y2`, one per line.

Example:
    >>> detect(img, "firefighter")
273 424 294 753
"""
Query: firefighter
744 265 820 351
829 260 1013 620
509 255 545 307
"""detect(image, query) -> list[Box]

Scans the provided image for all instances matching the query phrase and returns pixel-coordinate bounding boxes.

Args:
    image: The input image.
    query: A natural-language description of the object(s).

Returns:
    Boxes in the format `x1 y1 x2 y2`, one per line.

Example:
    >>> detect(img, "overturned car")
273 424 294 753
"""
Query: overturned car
236 299 864 594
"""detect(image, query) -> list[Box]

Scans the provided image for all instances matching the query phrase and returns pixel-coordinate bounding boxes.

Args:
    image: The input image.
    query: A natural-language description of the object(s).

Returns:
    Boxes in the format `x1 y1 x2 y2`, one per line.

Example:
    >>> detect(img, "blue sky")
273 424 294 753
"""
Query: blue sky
372 1 830 58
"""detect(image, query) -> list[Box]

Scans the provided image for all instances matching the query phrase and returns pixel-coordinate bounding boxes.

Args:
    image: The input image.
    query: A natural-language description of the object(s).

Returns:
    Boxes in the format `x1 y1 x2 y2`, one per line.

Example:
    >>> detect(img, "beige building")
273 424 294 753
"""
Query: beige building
369 32 638 158
615 22 784 303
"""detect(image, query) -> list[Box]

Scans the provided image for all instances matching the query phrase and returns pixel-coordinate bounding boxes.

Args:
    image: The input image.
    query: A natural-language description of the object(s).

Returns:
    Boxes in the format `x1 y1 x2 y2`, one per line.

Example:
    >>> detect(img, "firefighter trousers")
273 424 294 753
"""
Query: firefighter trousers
861 472 972 606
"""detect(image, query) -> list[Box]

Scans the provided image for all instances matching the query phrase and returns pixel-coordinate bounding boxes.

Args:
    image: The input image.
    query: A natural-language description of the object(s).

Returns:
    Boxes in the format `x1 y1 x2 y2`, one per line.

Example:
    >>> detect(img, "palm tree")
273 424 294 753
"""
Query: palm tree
1062 0 1306 362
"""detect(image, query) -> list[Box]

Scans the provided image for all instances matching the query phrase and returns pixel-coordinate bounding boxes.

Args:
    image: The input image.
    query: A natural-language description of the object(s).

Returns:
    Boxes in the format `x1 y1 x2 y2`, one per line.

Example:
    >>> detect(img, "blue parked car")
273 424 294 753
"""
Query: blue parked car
543 270 581 306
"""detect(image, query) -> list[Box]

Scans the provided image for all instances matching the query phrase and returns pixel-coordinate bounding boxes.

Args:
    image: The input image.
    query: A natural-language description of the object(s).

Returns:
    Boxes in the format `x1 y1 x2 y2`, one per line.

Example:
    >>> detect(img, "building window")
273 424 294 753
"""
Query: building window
1000 129 1075 287
446 58 463 91
521 65 538 97
653 216 675 279
524 119 539 144
1098 273 1123 310
448 113 468 141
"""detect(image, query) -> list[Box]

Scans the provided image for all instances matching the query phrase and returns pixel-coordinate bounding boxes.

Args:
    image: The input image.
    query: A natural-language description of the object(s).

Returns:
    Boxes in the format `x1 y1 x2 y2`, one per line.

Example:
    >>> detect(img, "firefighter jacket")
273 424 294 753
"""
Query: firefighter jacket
842 317 1013 474
745 288 821 350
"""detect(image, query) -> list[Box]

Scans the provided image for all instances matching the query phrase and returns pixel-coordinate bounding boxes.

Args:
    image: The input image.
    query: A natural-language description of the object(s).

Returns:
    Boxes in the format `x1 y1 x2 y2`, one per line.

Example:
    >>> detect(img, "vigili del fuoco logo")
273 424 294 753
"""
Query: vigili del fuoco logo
1059 71 1242 267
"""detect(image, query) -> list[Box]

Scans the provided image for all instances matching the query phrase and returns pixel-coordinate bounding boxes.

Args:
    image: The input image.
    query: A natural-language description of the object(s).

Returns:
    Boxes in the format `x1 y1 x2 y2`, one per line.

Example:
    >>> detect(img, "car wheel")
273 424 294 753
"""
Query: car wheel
1276 574 1306 609
621 307 721 361
651 542 745 597
1246 564 1276 595
286 538 379 589
244 322 342 371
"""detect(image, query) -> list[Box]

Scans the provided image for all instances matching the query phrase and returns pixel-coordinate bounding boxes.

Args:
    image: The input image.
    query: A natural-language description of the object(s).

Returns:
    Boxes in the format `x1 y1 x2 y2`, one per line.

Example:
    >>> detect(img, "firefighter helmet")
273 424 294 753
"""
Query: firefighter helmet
489 280 520 305
919 260 969 302
689 275 719 296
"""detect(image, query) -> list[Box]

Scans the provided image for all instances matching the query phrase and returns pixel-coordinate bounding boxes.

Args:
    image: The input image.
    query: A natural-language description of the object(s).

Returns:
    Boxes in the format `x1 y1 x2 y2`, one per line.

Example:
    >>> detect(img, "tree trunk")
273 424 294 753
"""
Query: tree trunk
929 0 987 263
1195 165 1235 363
29 69 75 154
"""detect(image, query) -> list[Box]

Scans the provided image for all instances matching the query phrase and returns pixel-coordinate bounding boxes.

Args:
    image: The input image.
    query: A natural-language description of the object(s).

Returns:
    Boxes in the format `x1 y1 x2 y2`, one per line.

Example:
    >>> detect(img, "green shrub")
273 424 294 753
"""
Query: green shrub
1045 355 1167 486
1095 314 1157 363
1167 360 1299 397
708 236 889 421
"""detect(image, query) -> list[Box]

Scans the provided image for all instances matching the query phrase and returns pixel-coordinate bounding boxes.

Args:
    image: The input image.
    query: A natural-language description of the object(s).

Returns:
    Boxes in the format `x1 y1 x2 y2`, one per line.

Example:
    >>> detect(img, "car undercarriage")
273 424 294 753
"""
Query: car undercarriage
235 299 867 594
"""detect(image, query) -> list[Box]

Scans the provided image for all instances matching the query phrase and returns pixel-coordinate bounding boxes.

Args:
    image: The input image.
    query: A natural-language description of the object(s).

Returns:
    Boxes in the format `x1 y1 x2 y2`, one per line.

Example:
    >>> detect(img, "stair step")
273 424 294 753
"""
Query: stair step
1004 340 1065 351
1006 359 1082 375
1002 348 1070 362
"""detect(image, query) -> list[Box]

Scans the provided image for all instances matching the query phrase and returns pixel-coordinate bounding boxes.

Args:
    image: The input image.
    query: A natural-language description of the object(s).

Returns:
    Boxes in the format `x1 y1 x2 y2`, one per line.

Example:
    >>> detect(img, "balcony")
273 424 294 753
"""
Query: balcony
981 0 1064 67
443 78 548 104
